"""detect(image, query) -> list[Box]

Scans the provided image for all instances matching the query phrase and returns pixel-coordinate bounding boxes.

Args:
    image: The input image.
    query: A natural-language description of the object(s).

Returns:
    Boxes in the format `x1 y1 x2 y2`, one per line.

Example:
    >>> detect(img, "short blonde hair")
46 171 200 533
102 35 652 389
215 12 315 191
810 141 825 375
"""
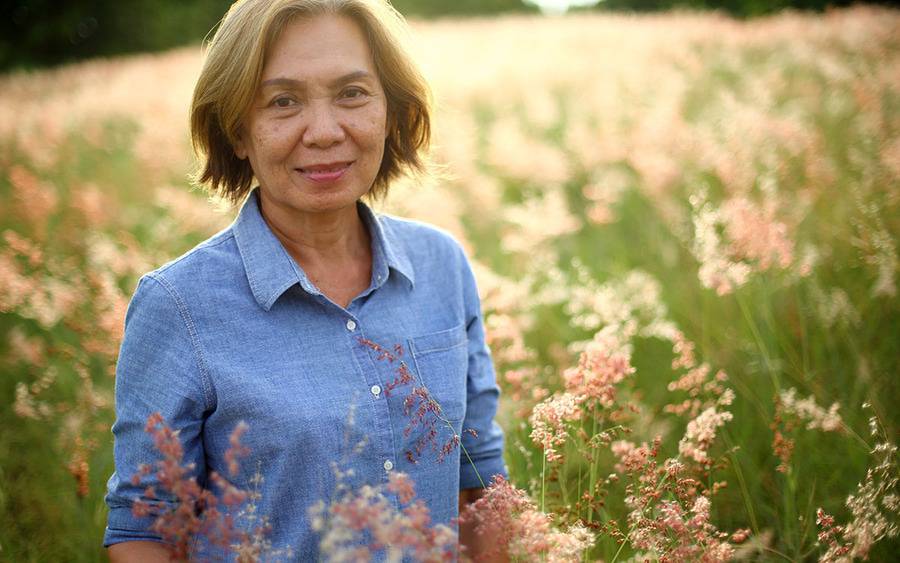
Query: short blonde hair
190 0 431 204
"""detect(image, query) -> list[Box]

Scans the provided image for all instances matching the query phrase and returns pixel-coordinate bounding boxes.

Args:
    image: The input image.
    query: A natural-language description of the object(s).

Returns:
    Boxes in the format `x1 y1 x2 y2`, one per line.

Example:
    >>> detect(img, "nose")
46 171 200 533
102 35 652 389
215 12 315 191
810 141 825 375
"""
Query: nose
302 101 346 148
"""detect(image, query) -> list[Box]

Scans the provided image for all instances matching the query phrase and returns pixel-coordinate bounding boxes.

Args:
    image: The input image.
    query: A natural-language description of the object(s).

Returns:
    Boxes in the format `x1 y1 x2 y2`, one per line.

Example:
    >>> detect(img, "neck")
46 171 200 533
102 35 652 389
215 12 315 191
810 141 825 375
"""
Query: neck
257 194 371 268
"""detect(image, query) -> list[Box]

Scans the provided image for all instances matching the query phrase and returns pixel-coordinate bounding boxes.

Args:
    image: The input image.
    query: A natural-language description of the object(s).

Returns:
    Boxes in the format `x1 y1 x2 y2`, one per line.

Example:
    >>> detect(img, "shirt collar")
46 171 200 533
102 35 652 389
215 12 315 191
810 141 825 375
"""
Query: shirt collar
233 189 414 311
358 198 415 289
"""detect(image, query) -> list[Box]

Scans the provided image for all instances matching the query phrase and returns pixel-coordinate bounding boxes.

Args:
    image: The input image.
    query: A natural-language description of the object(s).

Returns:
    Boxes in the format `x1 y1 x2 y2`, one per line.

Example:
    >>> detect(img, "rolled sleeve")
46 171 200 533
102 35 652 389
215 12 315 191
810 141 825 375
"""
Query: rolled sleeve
103 274 214 546
457 252 507 490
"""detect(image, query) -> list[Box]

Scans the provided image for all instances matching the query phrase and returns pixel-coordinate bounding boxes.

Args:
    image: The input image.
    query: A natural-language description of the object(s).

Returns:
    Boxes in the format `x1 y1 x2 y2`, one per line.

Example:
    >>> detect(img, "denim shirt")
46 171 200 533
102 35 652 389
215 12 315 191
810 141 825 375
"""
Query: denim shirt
103 189 507 557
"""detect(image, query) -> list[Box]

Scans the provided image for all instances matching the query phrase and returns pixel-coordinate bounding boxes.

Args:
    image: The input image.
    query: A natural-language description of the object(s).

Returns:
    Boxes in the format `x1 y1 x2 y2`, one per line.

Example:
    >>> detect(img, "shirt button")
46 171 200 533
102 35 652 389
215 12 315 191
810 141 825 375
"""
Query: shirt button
346 319 357 331
383 459 394 471
370 385 381 397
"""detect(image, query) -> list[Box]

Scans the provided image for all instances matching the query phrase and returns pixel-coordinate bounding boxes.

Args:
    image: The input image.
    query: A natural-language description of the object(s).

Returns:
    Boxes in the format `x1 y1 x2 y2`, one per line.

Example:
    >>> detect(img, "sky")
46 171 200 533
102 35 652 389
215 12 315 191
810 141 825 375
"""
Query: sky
524 0 603 15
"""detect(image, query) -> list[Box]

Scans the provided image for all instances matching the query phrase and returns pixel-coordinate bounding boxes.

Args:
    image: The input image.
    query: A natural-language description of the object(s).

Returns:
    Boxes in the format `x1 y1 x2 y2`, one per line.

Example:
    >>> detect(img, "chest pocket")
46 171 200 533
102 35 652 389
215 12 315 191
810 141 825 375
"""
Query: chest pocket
407 324 468 424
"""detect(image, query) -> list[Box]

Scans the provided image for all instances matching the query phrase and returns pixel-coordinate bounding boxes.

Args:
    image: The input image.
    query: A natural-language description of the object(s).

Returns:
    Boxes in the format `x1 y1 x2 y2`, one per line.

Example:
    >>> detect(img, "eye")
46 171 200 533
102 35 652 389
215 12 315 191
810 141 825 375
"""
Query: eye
270 95 298 108
340 87 369 101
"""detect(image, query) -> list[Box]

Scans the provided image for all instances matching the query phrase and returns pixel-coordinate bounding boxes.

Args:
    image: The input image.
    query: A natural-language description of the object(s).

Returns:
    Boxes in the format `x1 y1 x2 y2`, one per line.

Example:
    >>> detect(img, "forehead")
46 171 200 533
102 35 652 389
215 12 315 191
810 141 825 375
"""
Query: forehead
262 14 376 80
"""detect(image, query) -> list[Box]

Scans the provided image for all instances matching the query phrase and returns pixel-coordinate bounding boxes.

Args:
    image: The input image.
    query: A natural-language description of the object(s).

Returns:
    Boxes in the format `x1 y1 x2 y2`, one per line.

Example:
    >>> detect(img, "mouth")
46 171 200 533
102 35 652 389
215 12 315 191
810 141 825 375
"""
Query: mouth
297 161 353 183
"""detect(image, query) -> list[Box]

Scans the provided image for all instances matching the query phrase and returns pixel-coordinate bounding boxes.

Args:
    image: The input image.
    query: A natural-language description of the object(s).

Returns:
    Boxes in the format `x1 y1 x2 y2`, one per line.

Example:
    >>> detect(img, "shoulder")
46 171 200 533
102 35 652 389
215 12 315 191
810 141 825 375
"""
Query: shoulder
375 213 482 309
118 231 229 405
141 226 241 296
122 226 244 333
376 213 467 263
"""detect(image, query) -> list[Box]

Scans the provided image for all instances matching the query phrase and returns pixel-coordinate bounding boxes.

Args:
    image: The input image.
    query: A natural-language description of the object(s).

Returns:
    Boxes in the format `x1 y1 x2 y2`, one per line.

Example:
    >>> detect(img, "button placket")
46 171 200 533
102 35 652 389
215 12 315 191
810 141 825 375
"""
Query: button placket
351 325 400 481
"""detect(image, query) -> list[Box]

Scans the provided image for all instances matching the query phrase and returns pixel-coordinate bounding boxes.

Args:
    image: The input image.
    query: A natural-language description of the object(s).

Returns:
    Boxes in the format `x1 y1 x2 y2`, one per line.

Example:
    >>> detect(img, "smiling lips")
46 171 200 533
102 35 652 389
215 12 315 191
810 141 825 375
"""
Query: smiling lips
298 161 353 183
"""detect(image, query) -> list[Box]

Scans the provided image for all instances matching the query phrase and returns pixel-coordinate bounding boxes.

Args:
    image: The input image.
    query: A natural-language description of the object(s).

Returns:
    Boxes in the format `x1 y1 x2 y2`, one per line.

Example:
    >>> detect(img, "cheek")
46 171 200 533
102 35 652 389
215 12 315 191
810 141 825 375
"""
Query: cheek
353 100 388 146
251 122 295 161
356 115 388 151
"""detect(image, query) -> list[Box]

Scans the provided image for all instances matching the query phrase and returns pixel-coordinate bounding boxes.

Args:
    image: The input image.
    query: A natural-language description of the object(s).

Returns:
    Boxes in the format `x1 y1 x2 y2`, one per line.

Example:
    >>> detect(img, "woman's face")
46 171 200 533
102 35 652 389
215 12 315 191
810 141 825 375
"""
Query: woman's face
235 14 388 219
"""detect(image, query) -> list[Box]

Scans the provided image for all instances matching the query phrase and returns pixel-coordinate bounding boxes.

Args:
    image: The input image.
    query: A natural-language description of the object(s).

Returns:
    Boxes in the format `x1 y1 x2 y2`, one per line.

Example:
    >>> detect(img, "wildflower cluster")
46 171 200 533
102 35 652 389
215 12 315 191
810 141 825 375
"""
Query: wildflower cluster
687 176 818 295
608 438 740 562
563 328 636 408
778 388 843 432
529 392 585 463
130 413 269 561
548 264 672 340
458 475 594 562
581 166 631 225
771 388 844 473
678 407 733 467
309 470 456 562
817 409 900 561
500 186 581 258
1 156 190 503
522 264 746 557
529 324 638 464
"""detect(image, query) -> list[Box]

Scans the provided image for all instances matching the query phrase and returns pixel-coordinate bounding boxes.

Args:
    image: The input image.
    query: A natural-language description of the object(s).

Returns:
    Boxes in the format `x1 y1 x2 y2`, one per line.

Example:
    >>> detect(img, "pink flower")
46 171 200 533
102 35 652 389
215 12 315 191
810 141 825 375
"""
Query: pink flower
130 414 260 560
311 471 456 562
721 196 794 271
529 392 583 462
563 329 635 407
678 407 733 465
459 475 594 561
388 472 417 504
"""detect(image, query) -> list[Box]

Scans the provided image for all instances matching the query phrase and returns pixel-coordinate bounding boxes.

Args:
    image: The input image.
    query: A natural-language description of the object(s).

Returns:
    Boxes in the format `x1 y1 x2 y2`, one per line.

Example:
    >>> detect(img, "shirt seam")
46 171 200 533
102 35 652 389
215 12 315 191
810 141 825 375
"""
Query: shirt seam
154 229 235 277
463 448 505 462
145 273 216 412
411 340 467 356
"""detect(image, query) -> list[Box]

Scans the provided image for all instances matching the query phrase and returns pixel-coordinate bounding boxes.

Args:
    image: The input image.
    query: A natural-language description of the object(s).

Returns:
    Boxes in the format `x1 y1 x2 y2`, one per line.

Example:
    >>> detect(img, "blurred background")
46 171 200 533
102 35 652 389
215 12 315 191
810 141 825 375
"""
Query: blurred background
1 0 898 561
1 0 897 71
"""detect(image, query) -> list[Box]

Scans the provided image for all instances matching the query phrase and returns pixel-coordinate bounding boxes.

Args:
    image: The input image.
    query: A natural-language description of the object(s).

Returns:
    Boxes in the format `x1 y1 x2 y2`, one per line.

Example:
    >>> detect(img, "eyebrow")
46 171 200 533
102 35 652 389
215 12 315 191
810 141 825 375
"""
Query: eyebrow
260 70 374 90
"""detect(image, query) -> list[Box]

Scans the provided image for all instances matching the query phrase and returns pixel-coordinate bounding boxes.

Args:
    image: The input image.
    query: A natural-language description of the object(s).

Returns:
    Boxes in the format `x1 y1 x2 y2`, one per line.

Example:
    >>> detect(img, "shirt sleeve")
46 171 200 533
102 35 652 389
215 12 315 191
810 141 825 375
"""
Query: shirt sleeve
457 250 508 490
103 274 215 546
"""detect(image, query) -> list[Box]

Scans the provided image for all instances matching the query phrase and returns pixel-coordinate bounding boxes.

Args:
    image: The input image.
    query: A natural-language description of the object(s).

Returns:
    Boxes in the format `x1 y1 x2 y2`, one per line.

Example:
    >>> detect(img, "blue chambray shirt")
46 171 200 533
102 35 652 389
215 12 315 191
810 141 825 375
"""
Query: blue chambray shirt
103 189 507 557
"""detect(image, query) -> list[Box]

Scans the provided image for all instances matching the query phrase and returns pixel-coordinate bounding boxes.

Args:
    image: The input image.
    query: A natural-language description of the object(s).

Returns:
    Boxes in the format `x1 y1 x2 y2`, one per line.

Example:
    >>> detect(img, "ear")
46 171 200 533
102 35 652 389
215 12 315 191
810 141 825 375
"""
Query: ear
385 110 394 141
233 129 248 160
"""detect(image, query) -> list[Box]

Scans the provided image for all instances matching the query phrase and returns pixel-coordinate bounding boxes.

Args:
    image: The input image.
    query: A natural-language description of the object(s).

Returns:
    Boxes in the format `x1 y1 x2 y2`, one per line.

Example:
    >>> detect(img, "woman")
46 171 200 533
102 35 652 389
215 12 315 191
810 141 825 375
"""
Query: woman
104 0 506 560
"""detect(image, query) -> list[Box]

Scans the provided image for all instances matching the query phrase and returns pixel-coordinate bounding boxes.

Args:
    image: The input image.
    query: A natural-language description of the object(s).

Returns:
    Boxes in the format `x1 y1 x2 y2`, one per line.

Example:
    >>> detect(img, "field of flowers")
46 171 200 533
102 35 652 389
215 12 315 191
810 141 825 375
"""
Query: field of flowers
1 5 898 561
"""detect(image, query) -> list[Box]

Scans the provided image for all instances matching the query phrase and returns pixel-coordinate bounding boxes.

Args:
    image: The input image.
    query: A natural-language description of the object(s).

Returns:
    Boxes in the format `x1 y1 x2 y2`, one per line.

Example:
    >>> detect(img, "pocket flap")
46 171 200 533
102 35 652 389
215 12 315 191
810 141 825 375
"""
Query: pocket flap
409 324 467 356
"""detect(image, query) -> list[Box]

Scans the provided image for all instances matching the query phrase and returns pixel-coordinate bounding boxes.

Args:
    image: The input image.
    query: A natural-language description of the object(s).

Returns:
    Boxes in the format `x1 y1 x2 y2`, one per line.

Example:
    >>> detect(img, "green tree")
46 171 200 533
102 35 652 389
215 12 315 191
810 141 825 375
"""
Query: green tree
1 0 230 71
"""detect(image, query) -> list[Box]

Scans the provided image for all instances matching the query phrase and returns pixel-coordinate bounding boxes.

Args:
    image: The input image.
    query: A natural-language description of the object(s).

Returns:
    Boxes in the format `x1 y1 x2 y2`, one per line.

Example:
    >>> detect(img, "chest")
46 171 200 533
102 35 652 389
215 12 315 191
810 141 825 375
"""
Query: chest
297 253 372 309
193 283 470 475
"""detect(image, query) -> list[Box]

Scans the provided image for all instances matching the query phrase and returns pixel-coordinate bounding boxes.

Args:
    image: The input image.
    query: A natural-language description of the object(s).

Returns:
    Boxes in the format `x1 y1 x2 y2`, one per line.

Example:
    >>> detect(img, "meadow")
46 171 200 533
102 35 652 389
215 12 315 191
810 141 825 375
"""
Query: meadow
1 6 898 561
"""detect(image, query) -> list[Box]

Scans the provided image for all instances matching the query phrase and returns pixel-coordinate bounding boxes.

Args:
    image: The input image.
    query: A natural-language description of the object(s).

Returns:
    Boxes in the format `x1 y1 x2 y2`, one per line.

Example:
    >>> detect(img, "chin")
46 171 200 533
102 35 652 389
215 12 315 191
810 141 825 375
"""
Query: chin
297 191 362 213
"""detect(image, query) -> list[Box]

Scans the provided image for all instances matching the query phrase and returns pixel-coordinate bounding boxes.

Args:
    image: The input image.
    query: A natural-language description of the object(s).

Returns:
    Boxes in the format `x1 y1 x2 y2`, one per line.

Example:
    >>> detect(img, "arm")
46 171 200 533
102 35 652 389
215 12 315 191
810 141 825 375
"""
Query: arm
459 488 508 562
457 251 507 491
103 275 214 551
456 250 509 560
108 541 172 562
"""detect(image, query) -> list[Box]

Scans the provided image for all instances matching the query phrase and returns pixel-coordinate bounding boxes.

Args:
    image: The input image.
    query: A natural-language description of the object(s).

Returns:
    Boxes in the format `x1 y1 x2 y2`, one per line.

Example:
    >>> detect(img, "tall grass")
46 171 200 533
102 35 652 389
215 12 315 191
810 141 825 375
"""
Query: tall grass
1 6 898 561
